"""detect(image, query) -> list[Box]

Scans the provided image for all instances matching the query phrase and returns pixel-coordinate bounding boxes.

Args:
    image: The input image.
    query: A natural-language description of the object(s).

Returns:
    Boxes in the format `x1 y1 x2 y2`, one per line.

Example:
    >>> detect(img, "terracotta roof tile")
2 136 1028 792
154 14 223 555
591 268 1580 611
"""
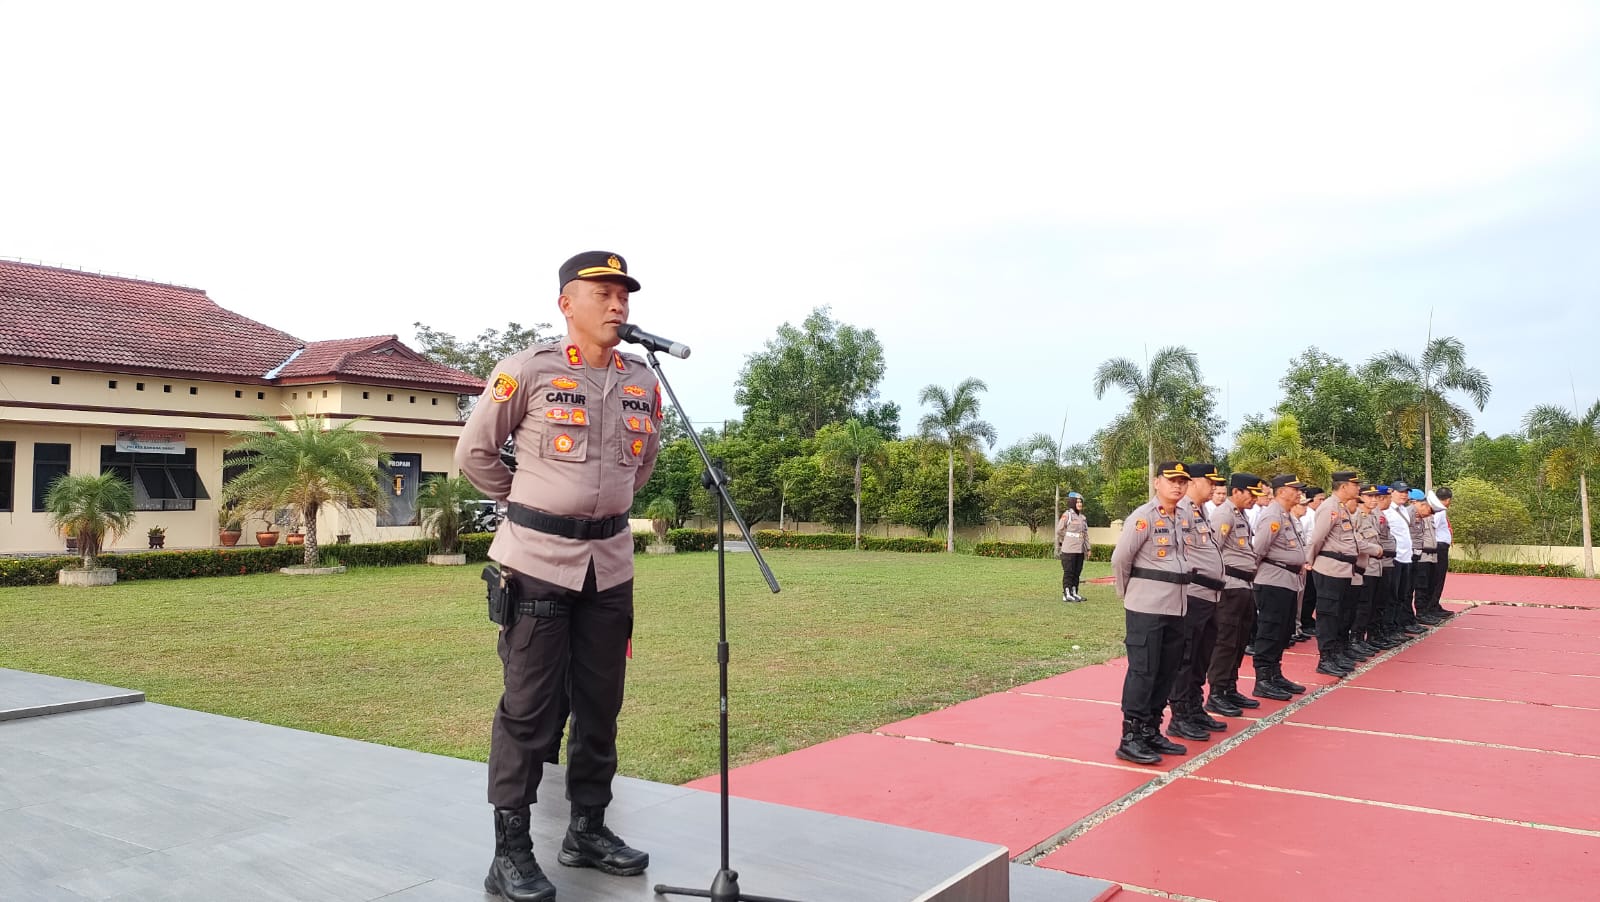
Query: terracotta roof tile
0 261 485 394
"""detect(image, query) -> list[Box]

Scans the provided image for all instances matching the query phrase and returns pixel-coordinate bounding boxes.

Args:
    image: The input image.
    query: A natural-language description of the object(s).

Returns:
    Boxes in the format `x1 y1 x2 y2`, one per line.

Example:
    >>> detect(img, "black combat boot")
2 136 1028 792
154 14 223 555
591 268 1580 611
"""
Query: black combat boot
559 806 649 876
1205 692 1243 718
1116 718 1162 765
1142 721 1188 756
1167 708 1210 742
1225 688 1261 709
1271 673 1307 694
486 808 557 902
1316 658 1352 677
1190 708 1227 732
1251 673 1292 701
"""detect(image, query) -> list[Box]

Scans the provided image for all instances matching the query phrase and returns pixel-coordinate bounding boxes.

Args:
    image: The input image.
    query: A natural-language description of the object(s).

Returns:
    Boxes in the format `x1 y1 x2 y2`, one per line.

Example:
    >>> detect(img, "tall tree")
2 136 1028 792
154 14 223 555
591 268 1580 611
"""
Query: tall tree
1230 414 1340 490
734 307 896 442
1525 400 1600 578
411 321 553 379
917 378 998 552
223 412 391 567
1092 346 1213 480
1366 336 1492 491
817 418 887 548
1276 347 1386 478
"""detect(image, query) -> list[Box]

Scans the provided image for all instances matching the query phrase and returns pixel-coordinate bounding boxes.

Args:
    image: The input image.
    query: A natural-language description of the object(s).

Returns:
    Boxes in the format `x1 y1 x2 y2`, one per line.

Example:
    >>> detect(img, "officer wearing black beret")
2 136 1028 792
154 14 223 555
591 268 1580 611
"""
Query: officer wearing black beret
458 250 660 901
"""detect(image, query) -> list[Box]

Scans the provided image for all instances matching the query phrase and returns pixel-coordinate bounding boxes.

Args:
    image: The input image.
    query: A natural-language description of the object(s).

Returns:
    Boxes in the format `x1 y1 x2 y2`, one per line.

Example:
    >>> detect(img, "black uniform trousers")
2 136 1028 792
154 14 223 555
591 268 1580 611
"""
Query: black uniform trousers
488 562 633 810
1411 561 1434 622
1060 552 1086 595
1208 586 1256 694
1121 608 1186 727
1375 566 1400 633
1390 561 1415 626
1168 597 1218 716
1426 544 1451 615
1298 583 1317 634
1252 584 1299 678
1350 576 1379 643
1313 572 1352 660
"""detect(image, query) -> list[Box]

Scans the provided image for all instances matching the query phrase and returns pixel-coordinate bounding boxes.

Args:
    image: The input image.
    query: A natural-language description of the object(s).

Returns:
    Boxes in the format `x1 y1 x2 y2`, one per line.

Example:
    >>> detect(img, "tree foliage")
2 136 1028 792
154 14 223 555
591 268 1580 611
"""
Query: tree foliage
1366 336 1491 490
734 307 896 442
1446 476 1534 558
918 378 998 550
1230 414 1340 489
1092 346 1217 479
44 473 137 569
411 321 553 380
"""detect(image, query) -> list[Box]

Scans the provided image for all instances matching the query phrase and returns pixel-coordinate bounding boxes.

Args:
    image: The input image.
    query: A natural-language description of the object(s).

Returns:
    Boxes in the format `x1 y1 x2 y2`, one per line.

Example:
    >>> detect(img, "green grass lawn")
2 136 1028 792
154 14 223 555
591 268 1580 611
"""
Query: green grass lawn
0 552 1121 784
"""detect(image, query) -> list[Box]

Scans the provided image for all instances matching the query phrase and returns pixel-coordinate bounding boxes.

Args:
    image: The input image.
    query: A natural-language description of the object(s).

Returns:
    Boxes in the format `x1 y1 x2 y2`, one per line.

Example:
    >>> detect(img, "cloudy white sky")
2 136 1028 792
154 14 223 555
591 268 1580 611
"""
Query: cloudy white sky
4 2 1596 452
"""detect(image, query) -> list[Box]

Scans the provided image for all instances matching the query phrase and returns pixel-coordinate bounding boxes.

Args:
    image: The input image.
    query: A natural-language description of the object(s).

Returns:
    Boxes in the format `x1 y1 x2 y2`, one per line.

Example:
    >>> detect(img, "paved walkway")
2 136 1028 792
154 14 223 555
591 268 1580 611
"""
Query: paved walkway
691 573 1600 900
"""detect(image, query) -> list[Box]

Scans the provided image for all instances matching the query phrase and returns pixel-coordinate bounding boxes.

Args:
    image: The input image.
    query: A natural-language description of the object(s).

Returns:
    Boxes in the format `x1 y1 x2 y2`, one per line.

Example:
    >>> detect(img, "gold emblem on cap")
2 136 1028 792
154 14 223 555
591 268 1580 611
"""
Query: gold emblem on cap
607 255 621 270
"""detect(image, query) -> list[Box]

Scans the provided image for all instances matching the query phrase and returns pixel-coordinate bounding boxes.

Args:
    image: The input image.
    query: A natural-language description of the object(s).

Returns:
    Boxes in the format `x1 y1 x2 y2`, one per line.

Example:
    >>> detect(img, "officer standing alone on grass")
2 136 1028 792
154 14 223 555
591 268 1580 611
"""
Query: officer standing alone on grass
457 251 663 902
1205 473 1266 718
1056 492 1090 603
1111 462 1195 765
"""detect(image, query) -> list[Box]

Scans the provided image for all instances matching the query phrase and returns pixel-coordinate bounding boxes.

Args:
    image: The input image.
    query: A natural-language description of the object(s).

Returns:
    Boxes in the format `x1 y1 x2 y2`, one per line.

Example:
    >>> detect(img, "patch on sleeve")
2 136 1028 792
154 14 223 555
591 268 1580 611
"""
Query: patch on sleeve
490 373 518 403
1270 521 1281 533
1135 519 1148 531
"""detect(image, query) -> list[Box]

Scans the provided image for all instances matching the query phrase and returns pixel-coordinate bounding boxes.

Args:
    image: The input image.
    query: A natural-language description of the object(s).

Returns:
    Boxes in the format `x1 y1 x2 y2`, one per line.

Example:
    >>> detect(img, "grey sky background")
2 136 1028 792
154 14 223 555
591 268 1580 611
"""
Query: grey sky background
4 2 1596 453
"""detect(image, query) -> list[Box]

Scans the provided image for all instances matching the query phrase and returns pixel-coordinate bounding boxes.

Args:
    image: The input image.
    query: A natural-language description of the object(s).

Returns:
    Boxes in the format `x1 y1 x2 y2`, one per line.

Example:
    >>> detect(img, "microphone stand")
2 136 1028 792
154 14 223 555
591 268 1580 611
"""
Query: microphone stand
639 348 797 902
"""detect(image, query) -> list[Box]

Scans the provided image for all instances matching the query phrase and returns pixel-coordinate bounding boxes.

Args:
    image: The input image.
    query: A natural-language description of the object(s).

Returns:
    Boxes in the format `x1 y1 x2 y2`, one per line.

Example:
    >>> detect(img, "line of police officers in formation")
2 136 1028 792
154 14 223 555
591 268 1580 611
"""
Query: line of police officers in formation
1059 463 1455 765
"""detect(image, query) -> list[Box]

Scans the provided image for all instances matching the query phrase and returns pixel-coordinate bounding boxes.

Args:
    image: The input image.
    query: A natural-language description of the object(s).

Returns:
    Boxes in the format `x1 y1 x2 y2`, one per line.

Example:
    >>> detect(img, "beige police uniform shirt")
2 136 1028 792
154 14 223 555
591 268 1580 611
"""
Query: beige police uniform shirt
1111 499 1188 616
1211 498 1259 591
1177 497 1223 604
1413 511 1438 563
455 341 663 591
1056 509 1089 554
1355 509 1385 580
1308 501 1361 579
1251 500 1307 592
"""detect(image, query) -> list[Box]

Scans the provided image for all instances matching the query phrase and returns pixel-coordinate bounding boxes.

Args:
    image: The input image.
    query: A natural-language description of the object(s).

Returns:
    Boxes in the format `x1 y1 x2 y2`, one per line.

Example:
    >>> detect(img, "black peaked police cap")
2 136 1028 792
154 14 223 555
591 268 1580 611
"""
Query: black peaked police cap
1271 475 1304 491
559 251 641 292
1229 472 1261 492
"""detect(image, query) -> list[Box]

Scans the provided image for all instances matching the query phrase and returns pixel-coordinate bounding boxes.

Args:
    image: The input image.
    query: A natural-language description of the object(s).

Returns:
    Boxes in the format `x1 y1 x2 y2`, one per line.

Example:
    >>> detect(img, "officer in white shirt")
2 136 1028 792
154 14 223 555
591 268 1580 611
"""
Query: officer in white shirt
1426 487 1455 619
1295 487 1325 641
1384 480 1427 636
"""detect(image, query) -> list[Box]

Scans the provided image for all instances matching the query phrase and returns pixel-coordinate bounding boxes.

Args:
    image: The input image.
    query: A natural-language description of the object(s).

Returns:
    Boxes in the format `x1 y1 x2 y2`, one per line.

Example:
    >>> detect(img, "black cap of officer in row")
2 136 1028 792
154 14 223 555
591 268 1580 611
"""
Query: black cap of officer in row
1330 470 1361 487
1271 474 1304 490
559 251 641 292
1156 461 1190 479
1229 472 1264 493
1185 463 1227 485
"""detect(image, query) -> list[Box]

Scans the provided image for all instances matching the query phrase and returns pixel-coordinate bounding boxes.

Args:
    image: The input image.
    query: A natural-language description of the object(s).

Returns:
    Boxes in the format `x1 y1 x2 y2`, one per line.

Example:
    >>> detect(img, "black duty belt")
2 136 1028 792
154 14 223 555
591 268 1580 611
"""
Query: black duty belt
1189 571 1226 591
1224 565 1258 582
1318 550 1358 564
1130 566 1190 585
1264 558 1303 573
506 503 628 540
515 598 569 618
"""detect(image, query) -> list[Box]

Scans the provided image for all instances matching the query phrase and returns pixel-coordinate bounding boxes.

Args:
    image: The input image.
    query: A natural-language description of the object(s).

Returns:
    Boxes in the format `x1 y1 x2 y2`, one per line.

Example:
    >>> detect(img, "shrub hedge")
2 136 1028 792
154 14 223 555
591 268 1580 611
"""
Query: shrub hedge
752 531 944 552
1450 559 1579 578
975 541 1114 561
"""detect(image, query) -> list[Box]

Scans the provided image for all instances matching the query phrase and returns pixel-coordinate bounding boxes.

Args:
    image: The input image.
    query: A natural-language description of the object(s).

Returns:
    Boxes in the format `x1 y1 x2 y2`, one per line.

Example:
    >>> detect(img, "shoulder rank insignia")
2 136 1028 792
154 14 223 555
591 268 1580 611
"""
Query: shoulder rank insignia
613 352 626 372
490 373 518 403
565 345 584 367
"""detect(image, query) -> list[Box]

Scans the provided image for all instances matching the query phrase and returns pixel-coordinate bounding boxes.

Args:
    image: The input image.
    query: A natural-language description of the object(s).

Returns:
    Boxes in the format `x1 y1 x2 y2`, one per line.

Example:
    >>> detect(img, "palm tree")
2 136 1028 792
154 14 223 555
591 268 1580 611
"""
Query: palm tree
1092 346 1208 481
417 474 480 555
1230 414 1340 491
1367 336 1491 491
643 496 677 547
1525 400 1599 578
223 411 391 567
44 473 136 571
818 418 887 549
918 379 997 552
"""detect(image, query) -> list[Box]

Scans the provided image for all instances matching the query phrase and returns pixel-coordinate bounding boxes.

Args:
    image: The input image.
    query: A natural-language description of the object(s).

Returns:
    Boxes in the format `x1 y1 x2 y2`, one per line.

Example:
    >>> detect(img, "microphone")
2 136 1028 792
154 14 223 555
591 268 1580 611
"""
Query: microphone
616 323 691 359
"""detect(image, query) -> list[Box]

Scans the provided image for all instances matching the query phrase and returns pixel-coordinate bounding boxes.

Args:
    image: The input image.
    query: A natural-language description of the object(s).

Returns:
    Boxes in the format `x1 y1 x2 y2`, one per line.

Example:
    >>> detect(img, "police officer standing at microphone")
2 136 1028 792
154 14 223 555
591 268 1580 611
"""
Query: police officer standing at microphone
457 252 662 901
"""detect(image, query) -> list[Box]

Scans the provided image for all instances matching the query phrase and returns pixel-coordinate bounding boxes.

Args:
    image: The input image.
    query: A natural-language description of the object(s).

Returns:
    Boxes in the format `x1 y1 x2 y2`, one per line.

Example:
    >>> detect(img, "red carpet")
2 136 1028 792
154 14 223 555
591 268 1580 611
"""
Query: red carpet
1352 659 1600 708
1291 688 1600 755
881 690 1186 772
1390 639 1600 677
1038 779 1600 902
684 732 1148 856
1195 722 1600 831
1441 572 1600 607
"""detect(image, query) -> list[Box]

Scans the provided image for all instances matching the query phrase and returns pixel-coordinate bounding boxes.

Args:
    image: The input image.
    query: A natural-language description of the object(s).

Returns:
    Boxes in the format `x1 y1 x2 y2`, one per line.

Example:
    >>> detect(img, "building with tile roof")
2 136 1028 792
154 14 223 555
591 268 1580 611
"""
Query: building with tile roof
0 260 487 555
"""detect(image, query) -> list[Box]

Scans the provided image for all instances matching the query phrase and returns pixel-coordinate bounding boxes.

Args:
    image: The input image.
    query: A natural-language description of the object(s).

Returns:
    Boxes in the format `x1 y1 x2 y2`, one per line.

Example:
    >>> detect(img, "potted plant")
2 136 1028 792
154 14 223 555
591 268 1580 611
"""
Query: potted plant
252 511 281 547
147 525 166 550
418 473 480 565
643 496 677 554
63 528 78 554
222 411 389 571
285 514 306 546
44 472 136 587
218 508 243 547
